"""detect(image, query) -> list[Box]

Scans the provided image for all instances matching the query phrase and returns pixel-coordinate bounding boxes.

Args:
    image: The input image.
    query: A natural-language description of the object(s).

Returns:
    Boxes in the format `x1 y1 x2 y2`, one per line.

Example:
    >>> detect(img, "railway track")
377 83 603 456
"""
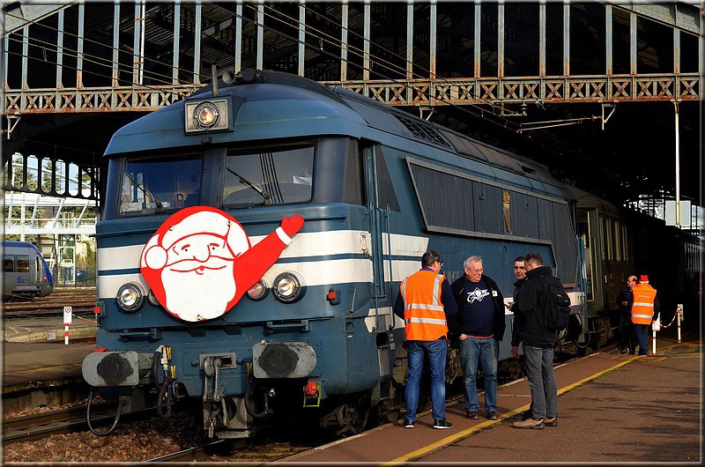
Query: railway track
145 433 324 462
3 403 118 445
2 288 96 317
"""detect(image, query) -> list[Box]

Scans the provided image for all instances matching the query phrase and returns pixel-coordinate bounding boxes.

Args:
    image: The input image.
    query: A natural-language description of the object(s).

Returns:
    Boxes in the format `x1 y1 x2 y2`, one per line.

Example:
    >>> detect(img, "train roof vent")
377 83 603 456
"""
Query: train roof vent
396 114 451 148
521 165 536 174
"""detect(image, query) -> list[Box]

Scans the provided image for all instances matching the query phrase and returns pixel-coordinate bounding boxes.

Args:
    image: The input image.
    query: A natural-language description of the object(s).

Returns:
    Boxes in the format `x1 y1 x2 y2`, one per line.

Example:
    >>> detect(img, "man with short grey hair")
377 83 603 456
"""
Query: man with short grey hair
451 256 507 421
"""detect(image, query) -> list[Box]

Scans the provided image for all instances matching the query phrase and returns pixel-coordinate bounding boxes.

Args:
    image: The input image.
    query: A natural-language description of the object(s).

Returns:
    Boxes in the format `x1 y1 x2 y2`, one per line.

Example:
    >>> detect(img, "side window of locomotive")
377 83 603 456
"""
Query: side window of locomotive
17 255 30 273
375 151 400 212
222 146 314 207
4 255 15 272
120 154 202 216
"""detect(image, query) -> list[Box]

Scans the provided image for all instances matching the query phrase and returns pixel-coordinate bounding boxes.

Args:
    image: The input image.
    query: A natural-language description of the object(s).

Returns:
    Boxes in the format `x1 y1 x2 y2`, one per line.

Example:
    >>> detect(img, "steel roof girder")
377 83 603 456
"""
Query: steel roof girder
3 3 75 35
607 2 700 36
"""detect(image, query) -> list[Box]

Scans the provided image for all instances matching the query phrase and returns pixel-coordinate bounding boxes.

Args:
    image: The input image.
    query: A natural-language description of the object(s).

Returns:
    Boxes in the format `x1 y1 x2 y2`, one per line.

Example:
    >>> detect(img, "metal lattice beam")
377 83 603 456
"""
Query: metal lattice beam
322 74 699 106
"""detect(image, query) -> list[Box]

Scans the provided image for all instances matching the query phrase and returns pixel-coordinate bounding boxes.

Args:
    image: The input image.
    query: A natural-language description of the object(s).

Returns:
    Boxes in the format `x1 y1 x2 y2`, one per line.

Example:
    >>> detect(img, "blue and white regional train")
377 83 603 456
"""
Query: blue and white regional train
82 70 587 438
3 241 54 300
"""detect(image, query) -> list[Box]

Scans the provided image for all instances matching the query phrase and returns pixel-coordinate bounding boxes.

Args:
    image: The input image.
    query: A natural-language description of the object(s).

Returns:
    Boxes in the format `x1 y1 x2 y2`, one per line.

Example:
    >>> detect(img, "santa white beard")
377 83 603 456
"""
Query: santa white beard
161 260 237 321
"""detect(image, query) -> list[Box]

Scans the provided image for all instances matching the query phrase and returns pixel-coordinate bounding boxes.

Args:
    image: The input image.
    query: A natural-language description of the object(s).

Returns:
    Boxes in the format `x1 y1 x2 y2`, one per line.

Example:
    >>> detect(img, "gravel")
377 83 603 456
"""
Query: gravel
4 411 205 463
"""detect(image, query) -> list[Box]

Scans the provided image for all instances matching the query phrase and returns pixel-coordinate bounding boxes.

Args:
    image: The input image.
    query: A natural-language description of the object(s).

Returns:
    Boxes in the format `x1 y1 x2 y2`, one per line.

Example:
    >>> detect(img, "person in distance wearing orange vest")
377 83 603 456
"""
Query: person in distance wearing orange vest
628 274 660 356
394 250 458 430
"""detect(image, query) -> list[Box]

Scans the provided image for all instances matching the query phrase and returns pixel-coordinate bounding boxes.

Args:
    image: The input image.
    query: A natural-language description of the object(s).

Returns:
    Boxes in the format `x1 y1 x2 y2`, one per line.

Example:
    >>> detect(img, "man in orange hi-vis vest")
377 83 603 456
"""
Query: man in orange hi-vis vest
629 275 660 355
394 250 458 430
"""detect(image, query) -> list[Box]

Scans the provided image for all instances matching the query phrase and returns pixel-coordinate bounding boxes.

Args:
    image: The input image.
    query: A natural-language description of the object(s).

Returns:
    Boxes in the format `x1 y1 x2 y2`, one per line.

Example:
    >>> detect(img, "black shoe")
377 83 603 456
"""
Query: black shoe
544 415 558 427
402 418 415 429
510 410 532 421
487 411 499 420
433 419 454 429
466 410 479 420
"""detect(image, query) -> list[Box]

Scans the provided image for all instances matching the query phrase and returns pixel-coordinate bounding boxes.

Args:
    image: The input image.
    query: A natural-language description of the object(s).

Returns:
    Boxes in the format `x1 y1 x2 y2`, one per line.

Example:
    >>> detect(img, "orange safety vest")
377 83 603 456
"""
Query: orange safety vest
631 283 657 325
401 269 448 341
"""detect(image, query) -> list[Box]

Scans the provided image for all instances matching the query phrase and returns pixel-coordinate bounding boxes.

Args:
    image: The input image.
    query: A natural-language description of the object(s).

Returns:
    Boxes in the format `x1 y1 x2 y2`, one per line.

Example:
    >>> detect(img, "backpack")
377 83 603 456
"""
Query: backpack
541 275 571 331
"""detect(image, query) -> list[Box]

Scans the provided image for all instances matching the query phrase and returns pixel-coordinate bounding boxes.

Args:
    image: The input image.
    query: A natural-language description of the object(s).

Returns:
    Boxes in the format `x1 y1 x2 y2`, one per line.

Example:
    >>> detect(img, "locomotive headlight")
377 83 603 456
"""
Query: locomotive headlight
272 273 302 303
147 289 160 307
246 279 269 301
184 97 233 134
195 102 219 128
116 283 144 312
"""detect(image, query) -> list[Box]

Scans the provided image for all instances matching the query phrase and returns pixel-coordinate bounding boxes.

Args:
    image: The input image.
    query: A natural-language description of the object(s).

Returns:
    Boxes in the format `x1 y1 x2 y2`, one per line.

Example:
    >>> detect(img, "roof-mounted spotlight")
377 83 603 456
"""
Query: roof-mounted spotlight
184 96 233 134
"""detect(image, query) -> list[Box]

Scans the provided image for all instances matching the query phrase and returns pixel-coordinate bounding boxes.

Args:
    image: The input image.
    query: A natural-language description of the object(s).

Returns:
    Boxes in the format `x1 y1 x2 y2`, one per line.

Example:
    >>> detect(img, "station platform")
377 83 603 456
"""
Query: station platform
286 329 701 464
2 316 96 389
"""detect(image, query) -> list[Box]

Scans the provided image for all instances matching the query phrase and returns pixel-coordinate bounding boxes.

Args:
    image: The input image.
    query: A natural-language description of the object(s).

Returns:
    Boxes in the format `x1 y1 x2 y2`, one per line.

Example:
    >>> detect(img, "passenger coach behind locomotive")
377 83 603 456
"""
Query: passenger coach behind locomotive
570 186 701 346
82 69 587 438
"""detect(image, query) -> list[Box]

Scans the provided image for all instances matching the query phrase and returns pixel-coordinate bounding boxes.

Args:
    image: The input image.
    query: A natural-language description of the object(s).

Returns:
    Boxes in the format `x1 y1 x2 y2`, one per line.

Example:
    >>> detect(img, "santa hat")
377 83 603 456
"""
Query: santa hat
639 275 649 283
142 207 250 270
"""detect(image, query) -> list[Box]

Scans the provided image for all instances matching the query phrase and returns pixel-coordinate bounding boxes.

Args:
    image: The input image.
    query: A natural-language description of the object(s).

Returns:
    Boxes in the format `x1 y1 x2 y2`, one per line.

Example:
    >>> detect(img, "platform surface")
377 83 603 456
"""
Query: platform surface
2 316 95 388
286 331 701 464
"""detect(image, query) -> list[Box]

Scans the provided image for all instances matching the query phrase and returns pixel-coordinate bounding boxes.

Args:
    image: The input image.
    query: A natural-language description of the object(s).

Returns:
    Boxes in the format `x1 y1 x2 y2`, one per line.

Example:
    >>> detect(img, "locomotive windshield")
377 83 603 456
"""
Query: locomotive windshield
119 154 202 216
222 145 314 207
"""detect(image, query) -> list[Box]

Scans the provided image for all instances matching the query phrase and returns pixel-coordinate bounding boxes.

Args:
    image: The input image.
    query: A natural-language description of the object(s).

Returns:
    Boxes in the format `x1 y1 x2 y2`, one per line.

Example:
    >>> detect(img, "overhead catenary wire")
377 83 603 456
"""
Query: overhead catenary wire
4 3 521 133
5 3 554 140
234 3 522 134
4 47 193 103
2 8 209 84
7 3 516 131
268 3 508 117
5 34 184 90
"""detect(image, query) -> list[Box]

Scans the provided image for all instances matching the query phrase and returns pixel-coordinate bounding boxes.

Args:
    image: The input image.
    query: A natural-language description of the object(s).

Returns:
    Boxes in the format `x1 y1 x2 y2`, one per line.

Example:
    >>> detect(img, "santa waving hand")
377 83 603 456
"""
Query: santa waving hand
140 206 304 321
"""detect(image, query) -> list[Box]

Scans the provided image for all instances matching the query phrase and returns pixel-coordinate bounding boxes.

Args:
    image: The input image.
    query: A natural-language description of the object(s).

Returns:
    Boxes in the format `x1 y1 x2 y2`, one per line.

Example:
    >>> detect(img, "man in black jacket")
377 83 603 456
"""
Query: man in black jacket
616 275 637 354
451 256 507 420
511 252 557 430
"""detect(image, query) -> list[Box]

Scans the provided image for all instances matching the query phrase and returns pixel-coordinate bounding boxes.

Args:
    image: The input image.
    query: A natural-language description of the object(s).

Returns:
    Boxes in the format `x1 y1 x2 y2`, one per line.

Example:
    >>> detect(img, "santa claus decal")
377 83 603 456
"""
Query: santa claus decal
140 206 304 322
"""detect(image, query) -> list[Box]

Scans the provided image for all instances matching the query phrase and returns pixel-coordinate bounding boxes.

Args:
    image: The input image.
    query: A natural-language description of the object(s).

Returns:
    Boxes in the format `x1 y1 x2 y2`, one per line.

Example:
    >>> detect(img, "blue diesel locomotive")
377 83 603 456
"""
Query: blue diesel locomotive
82 70 587 438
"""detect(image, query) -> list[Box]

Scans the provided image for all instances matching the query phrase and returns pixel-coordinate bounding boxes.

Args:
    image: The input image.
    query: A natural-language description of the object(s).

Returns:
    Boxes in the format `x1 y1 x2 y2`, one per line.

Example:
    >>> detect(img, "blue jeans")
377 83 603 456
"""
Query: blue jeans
405 338 447 422
523 344 557 420
459 337 499 413
633 324 650 355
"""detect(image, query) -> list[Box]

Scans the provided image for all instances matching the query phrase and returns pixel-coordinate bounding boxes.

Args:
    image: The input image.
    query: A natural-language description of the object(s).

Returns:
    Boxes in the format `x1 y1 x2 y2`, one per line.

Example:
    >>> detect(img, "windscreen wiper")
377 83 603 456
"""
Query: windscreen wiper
226 167 270 203
125 172 164 210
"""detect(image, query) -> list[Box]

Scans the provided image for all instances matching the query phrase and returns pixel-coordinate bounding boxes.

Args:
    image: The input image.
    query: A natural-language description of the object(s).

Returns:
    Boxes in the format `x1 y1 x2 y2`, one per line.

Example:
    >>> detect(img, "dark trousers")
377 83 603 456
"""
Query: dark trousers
618 313 635 353
632 324 650 355
523 344 557 420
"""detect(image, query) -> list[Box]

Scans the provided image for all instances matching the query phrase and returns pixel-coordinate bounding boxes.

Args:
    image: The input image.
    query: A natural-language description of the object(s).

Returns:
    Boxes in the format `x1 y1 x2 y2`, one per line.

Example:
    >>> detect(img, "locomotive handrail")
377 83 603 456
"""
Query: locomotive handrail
384 204 394 331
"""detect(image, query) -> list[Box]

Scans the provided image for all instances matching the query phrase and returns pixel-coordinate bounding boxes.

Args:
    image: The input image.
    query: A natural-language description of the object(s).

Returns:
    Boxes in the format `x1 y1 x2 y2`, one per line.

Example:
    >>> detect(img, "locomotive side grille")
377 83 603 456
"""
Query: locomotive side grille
396 115 451 148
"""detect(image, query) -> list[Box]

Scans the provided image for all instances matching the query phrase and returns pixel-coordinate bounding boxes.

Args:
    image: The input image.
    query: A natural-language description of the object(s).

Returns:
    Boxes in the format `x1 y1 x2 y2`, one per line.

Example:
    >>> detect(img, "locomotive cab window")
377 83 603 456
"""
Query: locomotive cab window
4 255 14 272
222 145 314 207
16 255 30 273
119 154 202 216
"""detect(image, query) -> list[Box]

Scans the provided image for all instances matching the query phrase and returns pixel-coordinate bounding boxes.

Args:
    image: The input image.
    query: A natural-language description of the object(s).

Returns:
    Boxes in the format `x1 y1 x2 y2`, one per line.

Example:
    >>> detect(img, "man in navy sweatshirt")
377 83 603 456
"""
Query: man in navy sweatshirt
451 256 507 420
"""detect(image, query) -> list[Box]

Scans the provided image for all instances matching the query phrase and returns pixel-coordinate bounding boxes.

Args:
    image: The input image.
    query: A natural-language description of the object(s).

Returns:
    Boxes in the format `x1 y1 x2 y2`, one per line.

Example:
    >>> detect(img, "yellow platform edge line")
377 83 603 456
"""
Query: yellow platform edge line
384 355 642 465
